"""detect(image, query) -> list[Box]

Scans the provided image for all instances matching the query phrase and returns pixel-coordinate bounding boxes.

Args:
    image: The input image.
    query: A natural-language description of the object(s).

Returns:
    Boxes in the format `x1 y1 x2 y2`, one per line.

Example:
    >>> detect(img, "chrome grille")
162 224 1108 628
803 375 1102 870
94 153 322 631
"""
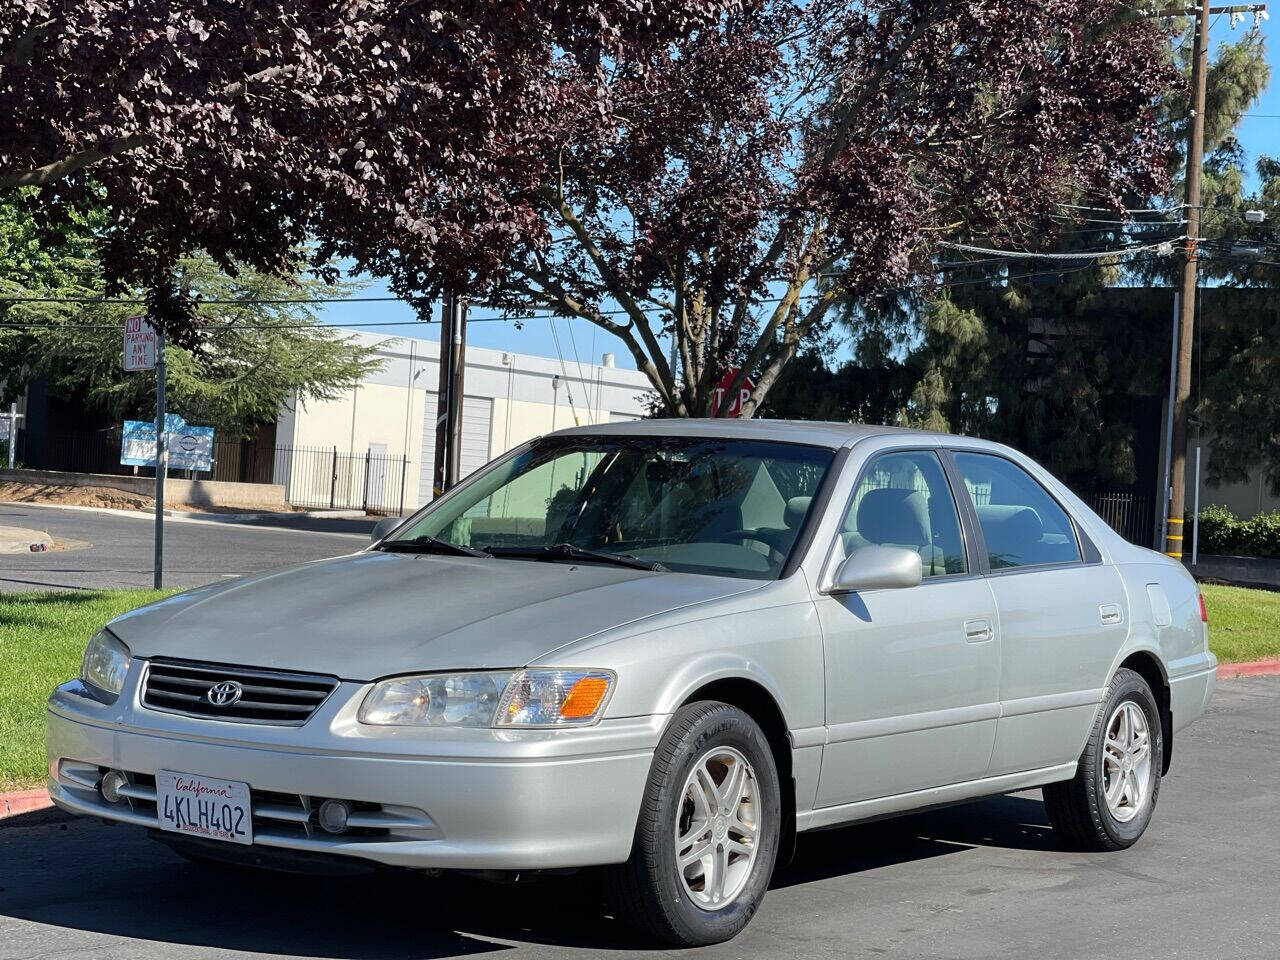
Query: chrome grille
142 659 339 725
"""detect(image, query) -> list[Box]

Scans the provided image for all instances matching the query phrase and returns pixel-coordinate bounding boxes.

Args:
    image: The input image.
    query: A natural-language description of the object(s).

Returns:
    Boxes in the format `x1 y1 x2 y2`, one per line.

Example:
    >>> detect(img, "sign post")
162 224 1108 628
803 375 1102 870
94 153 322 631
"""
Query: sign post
121 314 165 587
2 404 23 469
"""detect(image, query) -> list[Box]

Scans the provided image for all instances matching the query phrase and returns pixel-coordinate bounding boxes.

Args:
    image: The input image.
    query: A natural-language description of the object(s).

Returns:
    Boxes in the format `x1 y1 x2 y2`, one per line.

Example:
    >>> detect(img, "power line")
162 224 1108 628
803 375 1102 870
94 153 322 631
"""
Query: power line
0 318 509 332
0 294 411 305
1055 202 1184 215
1050 213 1187 226
937 239 1184 259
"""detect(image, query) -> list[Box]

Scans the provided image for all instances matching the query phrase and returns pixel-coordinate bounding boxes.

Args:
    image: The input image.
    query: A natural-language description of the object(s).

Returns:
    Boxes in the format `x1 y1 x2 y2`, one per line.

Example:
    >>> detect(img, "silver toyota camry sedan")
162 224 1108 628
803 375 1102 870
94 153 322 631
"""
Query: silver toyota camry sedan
46 420 1217 946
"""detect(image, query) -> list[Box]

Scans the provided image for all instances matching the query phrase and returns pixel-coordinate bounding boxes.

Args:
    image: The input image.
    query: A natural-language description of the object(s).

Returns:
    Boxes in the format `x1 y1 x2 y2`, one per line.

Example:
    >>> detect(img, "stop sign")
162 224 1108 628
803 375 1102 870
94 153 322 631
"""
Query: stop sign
713 368 756 417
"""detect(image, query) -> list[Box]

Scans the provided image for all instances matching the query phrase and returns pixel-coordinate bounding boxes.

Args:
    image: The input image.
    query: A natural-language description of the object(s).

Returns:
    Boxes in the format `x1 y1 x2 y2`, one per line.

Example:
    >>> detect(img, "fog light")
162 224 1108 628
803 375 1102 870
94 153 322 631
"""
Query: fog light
317 798 352 834
99 770 128 804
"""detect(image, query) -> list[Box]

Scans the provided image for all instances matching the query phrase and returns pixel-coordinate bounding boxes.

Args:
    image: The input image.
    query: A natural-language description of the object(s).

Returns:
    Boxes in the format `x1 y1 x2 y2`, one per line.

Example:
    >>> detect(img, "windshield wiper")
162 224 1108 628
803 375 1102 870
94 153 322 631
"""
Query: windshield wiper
375 535 490 558
484 543 668 572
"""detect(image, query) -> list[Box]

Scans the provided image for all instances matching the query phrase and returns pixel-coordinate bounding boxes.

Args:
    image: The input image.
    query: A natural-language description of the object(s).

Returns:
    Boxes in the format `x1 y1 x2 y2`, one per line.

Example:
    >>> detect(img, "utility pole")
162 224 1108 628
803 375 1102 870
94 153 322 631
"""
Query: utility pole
153 326 167 589
433 293 453 498
1161 1 1267 559
448 297 467 489
432 294 467 496
1165 0 1210 561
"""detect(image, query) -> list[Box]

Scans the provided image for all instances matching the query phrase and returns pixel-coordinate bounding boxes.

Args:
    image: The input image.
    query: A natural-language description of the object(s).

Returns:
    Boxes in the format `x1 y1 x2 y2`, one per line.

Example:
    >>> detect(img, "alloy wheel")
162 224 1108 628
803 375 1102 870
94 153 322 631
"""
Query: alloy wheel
1102 700 1153 823
674 746 762 910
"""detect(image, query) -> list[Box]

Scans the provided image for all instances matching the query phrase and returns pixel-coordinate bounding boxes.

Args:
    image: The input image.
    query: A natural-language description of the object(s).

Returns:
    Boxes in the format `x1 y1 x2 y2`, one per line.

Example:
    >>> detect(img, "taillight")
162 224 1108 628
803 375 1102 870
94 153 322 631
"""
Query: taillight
1198 593 1208 623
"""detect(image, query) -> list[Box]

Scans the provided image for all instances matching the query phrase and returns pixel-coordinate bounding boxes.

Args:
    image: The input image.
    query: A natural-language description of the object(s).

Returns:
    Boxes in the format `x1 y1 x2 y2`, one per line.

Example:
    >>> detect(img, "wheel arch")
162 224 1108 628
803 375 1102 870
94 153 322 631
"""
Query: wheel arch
676 676 798 867
1115 649 1174 775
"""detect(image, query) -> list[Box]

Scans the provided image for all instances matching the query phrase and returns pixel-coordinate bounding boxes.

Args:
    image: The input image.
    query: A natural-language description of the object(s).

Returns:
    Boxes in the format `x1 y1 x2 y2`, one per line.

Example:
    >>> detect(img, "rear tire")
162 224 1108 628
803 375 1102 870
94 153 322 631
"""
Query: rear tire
608 701 781 947
1044 667 1162 851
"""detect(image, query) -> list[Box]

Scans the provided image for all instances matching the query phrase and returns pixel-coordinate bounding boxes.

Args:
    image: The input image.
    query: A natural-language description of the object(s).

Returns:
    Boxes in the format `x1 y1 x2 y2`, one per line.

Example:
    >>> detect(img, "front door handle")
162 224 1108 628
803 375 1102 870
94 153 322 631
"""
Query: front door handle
964 619 994 643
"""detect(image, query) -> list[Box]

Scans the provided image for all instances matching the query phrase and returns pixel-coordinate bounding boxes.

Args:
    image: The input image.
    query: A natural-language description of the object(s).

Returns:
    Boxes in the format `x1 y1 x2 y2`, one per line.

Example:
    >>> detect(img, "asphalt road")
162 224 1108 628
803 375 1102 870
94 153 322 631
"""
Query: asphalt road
0 504 370 593
0 676 1276 960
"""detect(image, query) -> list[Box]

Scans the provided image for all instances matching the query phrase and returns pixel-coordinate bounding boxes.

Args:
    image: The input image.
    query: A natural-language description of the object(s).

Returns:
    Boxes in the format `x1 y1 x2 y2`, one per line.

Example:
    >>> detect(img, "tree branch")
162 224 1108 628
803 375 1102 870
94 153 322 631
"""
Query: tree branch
0 134 155 189
0 18 56 67
740 284 845 418
513 265 679 413
537 184 683 412
720 223 827 416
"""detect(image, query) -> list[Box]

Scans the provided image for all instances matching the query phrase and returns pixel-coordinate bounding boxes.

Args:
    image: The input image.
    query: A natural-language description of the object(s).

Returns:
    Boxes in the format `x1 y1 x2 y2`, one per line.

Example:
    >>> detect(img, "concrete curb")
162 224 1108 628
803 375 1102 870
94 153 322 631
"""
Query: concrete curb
0 788 53 820
1217 659 1280 679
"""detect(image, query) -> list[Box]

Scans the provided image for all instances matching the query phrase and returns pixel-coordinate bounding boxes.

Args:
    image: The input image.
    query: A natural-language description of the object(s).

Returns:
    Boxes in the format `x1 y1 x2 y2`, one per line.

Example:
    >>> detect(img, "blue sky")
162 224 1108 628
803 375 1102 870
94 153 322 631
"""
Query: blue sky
318 18 1280 371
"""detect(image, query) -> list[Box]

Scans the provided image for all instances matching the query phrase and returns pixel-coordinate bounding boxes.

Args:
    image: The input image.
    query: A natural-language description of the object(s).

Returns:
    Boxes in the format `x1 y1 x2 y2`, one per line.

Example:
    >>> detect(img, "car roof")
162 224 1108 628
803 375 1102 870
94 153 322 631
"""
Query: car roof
548 418 960 450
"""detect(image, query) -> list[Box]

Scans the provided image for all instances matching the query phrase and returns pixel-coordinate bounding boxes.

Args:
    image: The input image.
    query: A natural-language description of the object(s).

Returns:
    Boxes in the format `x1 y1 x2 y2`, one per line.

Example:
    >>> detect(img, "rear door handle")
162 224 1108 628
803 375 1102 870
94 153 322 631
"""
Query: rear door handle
964 619 994 643
1100 603 1124 625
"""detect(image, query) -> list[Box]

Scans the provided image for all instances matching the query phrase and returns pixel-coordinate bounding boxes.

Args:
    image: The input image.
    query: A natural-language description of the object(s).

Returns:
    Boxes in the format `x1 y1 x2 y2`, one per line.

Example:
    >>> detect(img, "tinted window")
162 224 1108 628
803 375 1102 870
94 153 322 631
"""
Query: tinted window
392 437 835 579
841 451 966 578
953 452 1081 569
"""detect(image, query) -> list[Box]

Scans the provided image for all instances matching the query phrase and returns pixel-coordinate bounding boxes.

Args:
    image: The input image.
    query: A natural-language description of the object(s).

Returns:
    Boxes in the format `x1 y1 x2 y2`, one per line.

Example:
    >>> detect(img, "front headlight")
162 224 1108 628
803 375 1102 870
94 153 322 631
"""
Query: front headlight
80 629 131 702
358 671 514 727
358 669 615 728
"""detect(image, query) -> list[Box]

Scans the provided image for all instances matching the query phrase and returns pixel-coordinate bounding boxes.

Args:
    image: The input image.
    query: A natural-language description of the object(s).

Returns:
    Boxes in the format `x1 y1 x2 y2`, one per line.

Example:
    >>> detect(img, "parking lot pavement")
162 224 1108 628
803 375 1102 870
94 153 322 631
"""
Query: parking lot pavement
0 504 368 593
1 676 1276 960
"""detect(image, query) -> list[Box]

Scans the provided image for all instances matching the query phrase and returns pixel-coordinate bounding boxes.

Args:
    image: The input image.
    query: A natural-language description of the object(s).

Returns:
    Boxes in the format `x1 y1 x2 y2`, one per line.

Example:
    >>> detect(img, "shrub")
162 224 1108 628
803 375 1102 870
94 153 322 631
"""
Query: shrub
1196 504 1241 555
1239 512 1280 559
1194 505 1280 559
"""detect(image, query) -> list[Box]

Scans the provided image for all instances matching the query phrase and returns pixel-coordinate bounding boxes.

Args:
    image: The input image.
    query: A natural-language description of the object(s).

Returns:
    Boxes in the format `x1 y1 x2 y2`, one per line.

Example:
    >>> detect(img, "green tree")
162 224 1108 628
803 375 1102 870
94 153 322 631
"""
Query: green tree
1 195 380 436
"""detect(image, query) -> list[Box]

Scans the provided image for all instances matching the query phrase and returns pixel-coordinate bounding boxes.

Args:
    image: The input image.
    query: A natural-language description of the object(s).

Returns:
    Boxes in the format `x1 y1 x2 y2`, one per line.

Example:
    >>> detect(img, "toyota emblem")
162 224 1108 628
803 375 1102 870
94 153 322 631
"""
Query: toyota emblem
206 680 243 707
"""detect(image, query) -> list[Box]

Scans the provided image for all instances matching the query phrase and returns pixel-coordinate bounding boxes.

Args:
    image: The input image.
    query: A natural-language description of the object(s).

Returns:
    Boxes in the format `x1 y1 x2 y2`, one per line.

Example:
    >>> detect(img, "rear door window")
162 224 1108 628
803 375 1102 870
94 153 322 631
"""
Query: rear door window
952 452 1082 569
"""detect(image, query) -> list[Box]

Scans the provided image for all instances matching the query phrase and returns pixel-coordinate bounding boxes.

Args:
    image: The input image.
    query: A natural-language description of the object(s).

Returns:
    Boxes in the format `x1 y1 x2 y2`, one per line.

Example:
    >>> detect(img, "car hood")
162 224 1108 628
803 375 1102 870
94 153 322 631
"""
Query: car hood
108 551 761 680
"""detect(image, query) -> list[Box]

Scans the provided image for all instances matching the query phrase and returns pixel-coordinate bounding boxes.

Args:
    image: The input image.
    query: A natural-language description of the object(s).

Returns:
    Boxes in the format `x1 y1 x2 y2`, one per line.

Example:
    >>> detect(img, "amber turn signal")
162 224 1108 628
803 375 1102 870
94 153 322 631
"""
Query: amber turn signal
560 676 611 719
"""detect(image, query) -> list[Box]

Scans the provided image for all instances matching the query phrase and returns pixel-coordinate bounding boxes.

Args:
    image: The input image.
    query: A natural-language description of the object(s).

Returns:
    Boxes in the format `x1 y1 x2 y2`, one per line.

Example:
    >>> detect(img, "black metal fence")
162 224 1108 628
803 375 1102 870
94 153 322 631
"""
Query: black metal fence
1081 490 1156 548
14 430 412 516
280 445 413 515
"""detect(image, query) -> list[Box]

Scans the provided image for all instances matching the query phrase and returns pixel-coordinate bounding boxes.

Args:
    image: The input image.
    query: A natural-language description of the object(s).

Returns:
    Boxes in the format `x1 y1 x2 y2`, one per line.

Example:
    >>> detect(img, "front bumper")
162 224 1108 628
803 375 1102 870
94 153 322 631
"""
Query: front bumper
46 672 661 870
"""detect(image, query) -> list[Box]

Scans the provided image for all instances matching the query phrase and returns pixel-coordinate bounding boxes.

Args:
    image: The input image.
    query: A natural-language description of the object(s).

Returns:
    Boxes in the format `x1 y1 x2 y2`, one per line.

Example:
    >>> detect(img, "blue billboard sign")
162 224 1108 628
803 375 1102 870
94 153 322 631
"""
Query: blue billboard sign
121 416 215 472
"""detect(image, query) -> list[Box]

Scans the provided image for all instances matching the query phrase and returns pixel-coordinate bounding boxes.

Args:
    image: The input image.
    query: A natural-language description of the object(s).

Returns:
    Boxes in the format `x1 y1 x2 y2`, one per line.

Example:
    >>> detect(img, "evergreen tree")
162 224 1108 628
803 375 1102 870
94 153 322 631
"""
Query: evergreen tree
0 194 380 436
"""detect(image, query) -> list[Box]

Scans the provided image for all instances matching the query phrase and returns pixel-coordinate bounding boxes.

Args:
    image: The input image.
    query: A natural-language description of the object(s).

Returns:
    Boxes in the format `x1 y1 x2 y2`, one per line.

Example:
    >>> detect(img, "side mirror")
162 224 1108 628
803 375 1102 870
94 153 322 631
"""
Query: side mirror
828 545 922 593
371 516 403 543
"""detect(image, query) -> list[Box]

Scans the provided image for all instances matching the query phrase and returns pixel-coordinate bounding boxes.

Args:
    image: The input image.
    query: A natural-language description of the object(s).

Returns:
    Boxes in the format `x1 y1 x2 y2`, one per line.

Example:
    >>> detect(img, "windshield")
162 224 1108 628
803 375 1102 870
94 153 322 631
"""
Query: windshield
388 436 836 579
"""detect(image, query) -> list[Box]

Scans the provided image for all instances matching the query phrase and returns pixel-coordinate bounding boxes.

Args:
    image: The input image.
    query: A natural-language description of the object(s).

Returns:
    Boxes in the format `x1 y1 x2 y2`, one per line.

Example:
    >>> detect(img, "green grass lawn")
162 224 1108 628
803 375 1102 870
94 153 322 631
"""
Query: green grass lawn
0 589 173 791
1 583 1276 792
1199 582 1280 664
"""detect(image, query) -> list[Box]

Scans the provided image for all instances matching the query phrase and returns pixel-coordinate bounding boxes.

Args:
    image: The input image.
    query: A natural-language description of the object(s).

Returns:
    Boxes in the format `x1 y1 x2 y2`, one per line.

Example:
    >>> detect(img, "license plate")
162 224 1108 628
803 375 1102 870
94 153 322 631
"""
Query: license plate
155 770 253 845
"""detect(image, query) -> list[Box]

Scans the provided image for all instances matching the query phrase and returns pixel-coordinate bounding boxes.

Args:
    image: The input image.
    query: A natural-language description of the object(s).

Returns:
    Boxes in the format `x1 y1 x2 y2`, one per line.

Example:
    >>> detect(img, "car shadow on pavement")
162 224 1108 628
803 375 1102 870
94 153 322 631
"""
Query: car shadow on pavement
773 793 1058 890
0 793 1060 956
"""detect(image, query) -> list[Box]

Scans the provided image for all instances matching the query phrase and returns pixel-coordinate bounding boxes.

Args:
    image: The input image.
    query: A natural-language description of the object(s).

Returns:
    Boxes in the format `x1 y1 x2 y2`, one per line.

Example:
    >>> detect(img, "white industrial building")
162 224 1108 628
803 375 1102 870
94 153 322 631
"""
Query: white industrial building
273 331 653 512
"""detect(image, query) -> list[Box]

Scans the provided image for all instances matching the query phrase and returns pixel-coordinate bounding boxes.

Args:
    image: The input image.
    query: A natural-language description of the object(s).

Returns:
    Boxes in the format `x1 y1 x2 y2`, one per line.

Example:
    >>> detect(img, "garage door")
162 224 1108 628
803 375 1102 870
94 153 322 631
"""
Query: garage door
418 393 493 505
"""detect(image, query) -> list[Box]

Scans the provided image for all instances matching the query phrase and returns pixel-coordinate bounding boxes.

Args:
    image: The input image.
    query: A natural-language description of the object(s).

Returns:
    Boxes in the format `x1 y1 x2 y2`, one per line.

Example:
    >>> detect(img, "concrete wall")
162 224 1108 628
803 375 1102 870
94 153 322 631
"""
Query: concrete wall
1188 554 1280 589
1154 430 1280 523
1 468 288 511
1193 459 1280 518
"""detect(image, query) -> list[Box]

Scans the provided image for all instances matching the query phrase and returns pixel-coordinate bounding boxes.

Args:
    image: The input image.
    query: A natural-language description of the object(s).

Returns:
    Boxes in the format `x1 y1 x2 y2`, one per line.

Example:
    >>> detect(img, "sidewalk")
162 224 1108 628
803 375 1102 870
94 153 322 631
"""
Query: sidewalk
0 525 54 553
0 498 381 538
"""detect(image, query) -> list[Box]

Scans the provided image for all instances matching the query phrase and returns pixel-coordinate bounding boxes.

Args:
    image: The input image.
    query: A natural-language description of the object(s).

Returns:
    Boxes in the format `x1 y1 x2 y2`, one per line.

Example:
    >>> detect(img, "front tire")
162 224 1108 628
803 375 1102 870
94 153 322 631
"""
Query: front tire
608 701 781 946
1043 667 1163 851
